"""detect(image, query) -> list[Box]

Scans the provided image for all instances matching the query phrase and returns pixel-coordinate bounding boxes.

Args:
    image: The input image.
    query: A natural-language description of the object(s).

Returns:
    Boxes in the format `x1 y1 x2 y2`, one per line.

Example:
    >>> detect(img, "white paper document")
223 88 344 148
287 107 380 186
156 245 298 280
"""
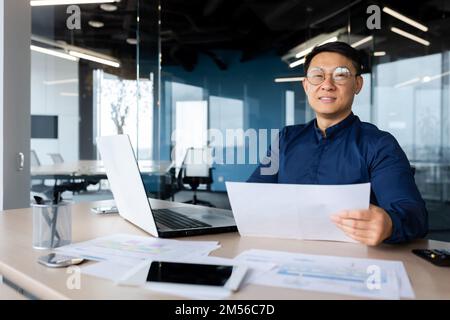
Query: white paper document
226 182 371 242
142 256 275 300
145 282 232 300
81 259 232 299
82 261 131 282
136 257 238 300
82 257 241 284
83 255 275 299
235 249 415 300
56 233 220 267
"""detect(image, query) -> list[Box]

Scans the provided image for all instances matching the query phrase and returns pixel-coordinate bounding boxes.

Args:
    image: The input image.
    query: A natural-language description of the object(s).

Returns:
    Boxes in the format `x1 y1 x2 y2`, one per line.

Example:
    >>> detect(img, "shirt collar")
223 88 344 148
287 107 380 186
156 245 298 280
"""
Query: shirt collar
314 112 357 140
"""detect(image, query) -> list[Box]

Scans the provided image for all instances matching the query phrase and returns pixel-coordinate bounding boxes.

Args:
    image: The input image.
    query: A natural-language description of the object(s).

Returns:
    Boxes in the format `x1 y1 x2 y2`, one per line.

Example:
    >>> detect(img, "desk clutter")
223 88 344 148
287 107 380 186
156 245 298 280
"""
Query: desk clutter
53 233 414 300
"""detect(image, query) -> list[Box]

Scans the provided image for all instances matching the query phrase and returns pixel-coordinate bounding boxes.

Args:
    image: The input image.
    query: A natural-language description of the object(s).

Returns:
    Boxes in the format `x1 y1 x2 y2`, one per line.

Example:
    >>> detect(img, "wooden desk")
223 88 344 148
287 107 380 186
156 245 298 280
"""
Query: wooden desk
0 200 449 300
0 282 26 300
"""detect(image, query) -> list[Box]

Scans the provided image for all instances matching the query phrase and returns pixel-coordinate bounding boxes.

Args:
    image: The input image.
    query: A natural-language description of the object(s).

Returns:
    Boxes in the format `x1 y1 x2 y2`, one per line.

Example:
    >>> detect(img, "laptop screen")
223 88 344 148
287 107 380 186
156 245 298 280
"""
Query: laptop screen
97 135 159 237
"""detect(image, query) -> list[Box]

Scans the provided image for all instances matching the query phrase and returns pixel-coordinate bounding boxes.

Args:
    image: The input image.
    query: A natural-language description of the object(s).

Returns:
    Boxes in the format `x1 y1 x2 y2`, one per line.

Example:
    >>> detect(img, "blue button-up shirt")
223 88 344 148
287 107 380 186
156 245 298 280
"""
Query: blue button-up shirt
248 112 428 243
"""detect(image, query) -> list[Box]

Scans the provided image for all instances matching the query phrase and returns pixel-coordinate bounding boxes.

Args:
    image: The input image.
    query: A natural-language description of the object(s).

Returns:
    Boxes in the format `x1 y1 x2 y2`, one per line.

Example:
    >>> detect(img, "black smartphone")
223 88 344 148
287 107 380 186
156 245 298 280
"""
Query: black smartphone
146 261 248 291
412 249 450 267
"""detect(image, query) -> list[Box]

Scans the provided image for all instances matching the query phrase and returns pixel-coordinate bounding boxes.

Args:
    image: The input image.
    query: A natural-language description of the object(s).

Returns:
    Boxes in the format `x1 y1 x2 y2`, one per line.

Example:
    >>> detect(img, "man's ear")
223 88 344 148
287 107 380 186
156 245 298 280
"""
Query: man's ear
355 75 363 95
302 78 308 94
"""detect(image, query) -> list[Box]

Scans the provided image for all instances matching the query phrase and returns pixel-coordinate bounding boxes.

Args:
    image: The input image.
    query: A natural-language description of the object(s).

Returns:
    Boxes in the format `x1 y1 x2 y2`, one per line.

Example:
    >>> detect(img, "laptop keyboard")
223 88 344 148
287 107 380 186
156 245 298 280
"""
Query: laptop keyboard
153 209 212 229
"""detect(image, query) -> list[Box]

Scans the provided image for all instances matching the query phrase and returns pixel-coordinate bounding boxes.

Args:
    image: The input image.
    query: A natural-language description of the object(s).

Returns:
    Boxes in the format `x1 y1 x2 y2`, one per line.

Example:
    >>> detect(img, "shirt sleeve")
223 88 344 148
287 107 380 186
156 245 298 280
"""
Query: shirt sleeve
369 133 429 243
247 127 285 183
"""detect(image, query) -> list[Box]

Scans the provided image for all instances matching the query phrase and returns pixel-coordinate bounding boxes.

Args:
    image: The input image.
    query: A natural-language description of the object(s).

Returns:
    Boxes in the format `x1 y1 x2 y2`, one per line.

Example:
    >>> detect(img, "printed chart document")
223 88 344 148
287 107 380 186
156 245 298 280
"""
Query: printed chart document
56 233 220 267
226 182 371 242
235 249 415 300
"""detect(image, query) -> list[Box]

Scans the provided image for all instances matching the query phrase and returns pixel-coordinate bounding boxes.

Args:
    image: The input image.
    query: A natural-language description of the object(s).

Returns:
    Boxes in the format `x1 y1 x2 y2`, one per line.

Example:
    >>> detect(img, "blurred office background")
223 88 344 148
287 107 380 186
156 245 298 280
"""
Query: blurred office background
26 0 450 242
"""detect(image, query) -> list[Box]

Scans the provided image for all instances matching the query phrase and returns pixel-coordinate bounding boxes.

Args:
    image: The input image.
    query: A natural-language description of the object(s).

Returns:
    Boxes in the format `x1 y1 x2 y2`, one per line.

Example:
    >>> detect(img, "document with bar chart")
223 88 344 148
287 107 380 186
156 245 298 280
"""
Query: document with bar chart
235 249 414 299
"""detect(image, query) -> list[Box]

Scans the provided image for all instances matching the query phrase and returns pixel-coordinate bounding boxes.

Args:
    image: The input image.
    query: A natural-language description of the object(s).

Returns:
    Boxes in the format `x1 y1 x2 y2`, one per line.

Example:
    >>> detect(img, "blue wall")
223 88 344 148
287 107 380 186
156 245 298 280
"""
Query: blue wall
159 50 306 191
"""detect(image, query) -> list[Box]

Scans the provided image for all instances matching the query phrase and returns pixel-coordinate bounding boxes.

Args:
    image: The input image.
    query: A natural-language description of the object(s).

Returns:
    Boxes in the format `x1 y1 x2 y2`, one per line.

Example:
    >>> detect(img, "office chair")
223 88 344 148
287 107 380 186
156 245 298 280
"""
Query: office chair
47 152 70 187
31 150 41 167
30 150 54 200
48 153 64 164
180 147 215 207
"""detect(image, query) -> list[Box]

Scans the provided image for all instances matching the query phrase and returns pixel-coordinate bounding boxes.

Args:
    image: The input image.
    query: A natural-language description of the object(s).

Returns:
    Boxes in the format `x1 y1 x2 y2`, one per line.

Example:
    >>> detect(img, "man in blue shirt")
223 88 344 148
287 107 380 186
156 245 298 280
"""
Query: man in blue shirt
248 41 428 245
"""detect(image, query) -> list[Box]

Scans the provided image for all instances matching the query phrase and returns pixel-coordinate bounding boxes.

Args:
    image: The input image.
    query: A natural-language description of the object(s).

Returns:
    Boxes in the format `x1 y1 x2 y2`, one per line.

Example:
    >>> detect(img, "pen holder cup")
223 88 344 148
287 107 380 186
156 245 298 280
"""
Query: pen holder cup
32 201 72 249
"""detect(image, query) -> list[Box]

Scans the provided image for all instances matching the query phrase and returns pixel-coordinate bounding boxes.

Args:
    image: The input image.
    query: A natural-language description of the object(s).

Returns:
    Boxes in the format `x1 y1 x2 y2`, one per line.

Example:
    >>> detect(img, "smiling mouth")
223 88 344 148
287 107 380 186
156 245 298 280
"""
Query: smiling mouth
319 97 337 103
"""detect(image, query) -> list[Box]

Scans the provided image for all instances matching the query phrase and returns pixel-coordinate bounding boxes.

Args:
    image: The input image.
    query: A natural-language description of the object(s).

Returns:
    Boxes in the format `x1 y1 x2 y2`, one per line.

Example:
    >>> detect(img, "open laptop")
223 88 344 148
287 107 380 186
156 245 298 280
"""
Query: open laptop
97 135 237 238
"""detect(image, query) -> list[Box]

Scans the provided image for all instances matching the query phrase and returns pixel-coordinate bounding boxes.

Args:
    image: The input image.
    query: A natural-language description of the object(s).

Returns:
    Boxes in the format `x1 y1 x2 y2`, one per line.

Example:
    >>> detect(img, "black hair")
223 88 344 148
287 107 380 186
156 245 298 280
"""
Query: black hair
304 41 363 75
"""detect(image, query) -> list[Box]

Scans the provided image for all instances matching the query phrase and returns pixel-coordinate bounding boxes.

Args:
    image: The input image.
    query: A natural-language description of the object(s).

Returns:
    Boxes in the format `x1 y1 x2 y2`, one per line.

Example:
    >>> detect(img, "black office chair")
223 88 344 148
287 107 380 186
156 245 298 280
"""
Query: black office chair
48 153 64 164
180 147 215 207
46 152 74 188
30 150 54 200
31 149 41 167
410 165 416 177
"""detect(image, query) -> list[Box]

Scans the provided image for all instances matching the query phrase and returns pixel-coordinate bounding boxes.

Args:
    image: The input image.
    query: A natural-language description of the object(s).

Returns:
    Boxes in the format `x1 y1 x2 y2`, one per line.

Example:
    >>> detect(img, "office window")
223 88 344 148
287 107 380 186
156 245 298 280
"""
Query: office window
209 96 244 147
374 53 442 161
174 100 208 169
167 81 206 168
285 91 295 126
352 73 371 123
94 70 154 159
371 53 446 203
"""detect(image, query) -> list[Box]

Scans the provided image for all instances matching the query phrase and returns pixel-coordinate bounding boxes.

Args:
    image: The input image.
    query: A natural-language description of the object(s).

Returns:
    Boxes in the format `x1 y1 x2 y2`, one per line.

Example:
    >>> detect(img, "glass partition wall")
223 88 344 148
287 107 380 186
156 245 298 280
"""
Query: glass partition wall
30 1 450 242
30 1 162 202
155 1 450 242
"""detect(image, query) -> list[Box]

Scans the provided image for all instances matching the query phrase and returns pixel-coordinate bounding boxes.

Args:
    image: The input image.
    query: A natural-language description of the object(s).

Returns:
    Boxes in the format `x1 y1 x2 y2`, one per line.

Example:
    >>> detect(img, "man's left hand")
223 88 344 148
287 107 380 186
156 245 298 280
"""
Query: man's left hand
331 204 393 246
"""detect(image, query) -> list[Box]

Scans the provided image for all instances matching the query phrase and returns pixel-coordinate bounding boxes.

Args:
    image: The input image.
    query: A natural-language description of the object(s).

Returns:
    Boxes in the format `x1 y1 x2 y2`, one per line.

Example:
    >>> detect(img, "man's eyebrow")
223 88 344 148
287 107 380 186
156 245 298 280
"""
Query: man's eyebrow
309 65 350 71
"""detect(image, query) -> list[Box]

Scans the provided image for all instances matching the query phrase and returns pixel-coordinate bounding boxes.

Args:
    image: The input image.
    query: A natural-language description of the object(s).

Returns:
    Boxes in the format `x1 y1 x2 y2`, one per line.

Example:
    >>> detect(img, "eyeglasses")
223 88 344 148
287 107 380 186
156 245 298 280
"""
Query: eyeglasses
306 66 358 85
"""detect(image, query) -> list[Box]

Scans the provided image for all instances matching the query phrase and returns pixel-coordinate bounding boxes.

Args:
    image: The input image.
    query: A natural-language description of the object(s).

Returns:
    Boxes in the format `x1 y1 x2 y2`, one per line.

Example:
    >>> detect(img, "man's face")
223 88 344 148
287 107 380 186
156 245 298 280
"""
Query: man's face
302 52 363 119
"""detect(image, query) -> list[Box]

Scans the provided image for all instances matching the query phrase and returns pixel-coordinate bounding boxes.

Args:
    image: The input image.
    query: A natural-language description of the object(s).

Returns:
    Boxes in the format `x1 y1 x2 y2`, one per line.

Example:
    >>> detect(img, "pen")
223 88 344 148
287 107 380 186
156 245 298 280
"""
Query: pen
50 191 62 248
